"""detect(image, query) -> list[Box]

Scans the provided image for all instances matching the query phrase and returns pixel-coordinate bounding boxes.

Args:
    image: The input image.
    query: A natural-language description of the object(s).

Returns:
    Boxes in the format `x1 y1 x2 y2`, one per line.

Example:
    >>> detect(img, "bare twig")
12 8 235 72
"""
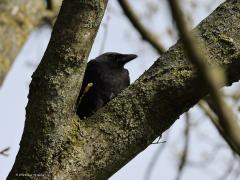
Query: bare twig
118 0 166 54
199 100 240 156
175 113 190 180
218 154 235 180
188 144 226 168
168 0 240 154
144 133 169 180
0 147 10 157
233 160 240 179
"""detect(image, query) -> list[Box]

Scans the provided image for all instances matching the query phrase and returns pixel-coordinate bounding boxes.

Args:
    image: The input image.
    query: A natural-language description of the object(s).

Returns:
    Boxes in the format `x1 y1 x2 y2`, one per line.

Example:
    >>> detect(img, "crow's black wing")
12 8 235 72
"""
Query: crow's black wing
77 60 105 118
79 60 99 97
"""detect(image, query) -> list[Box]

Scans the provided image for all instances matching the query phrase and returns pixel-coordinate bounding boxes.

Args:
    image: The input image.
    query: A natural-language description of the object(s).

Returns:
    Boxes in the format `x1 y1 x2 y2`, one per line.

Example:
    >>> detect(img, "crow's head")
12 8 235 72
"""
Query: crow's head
96 52 137 68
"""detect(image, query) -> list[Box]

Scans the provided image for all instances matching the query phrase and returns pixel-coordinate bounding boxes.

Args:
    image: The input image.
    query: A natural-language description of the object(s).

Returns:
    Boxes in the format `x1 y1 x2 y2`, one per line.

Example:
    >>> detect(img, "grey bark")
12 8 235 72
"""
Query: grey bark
8 0 240 179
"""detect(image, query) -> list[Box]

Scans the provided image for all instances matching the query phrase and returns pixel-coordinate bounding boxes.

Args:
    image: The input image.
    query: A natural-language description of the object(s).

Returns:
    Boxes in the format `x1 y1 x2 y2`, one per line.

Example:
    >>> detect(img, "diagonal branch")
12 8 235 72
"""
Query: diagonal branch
199 100 240 156
118 0 166 54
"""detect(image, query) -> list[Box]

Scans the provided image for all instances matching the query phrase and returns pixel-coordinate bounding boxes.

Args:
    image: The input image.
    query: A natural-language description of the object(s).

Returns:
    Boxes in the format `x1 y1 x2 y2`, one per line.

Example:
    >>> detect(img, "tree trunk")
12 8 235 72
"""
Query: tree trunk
8 0 240 179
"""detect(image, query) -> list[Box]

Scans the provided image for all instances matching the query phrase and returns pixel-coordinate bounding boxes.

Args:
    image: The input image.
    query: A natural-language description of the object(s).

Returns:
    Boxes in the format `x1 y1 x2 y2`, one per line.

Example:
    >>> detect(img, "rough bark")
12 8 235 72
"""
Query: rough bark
0 0 61 86
8 0 240 179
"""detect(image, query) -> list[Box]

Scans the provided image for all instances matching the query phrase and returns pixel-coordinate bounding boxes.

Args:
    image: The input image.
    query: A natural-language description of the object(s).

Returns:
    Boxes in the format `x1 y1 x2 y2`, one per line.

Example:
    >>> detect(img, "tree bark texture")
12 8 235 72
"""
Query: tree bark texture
8 0 240 179
0 0 61 86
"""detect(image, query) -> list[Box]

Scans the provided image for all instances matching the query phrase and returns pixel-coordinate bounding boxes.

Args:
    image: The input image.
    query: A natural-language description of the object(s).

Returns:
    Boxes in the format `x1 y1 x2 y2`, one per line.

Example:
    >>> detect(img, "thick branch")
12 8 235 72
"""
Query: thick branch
8 0 108 179
0 0 61 86
8 0 240 179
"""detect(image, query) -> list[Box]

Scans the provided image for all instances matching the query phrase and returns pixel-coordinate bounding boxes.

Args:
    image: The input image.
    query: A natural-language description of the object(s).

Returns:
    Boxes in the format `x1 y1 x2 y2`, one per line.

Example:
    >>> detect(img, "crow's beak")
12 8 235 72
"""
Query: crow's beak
117 54 137 66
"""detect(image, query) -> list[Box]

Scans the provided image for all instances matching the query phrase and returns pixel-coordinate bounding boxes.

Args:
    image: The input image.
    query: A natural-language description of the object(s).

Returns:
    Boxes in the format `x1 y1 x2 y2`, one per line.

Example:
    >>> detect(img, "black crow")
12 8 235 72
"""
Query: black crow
77 52 137 119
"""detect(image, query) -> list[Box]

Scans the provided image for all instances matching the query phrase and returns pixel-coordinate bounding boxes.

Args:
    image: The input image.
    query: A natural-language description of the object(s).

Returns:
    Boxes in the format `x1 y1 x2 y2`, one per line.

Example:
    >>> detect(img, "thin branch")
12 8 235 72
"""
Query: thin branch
218 154 235 180
168 0 240 154
175 113 190 180
188 144 226 168
199 100 240 156
144 133 169 180
118 0 166 54
0 147 10 157
233 161 240 180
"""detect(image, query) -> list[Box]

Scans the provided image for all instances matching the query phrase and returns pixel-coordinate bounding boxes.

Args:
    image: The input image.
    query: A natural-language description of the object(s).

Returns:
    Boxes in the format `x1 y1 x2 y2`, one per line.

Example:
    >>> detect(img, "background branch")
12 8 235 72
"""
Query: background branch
0 0 61 86
175 113 190 180
198 100 240 156
169 0 240 153
118 0 166 54
0 147 10 157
